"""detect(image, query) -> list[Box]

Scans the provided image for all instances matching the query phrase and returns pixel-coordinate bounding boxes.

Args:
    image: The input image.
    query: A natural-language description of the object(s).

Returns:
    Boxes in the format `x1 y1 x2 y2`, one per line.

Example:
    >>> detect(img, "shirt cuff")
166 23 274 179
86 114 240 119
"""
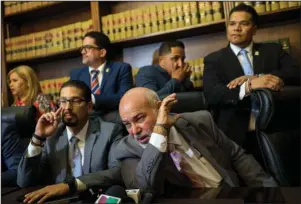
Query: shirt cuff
149 133 167 152
26 142 42 158
239 82 247 100
91 94 96 105
76 178 87 192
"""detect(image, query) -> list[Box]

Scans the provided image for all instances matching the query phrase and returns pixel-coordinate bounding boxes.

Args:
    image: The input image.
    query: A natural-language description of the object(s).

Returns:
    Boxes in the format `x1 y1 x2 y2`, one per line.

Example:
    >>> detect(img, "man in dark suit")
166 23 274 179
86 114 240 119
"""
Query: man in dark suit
203 4 300 145
1 121 25 186
17 80 123 203
115 87 277 196
135 41 194 99
70 31 133 117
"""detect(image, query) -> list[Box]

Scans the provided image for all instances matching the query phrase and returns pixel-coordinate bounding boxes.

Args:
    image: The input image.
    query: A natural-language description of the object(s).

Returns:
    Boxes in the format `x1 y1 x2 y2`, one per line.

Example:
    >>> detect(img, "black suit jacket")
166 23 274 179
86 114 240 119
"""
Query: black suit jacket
135 64 194 99
203 42 300 145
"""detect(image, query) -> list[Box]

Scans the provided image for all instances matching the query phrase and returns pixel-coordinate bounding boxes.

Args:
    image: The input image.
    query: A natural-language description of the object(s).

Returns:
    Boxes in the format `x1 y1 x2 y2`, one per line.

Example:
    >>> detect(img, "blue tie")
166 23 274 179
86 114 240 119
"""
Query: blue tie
239 49 259 117
239 49 254 75
70 136 83 177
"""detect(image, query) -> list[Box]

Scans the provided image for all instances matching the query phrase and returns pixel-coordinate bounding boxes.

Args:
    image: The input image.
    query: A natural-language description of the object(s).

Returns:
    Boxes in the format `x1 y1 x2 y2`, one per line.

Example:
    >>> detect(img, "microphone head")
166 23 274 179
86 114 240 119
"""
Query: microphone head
104 185 128 200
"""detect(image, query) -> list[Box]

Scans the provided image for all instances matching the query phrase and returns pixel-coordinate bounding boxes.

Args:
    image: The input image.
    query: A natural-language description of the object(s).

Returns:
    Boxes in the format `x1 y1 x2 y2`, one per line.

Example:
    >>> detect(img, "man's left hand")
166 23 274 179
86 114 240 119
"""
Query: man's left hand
23 183 70 203
227 75 256 89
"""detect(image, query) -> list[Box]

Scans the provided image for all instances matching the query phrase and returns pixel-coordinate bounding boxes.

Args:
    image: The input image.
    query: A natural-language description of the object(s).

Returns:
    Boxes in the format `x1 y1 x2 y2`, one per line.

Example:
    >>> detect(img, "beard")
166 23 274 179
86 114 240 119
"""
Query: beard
62 112 78 127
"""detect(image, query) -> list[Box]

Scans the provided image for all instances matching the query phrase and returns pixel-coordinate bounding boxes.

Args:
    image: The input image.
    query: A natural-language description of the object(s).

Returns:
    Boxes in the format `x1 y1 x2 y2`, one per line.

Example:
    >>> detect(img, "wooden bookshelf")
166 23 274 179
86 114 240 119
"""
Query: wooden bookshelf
113 20 226 48
258 6 301 26
4 2 90 23
6 48 81 66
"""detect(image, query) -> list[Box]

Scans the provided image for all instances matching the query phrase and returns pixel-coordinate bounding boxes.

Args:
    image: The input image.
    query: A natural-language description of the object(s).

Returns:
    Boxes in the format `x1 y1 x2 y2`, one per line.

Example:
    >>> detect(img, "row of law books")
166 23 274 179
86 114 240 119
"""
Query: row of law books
5 19 93 62
4 1 59 16
188 58 205 88
236 1 301 13
102 1 224 42
40 77 70 104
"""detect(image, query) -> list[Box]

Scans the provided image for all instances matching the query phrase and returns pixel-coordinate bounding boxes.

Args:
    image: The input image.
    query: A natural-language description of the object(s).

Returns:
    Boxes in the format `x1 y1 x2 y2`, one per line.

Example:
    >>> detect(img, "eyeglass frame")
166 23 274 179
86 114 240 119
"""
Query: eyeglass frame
58 97 88 107
79 45 102 53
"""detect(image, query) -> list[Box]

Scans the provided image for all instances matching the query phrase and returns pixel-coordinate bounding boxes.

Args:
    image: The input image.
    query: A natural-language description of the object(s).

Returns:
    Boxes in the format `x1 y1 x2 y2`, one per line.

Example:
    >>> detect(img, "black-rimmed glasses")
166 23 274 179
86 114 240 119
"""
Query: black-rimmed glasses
79 45 100 53
58 97 87 107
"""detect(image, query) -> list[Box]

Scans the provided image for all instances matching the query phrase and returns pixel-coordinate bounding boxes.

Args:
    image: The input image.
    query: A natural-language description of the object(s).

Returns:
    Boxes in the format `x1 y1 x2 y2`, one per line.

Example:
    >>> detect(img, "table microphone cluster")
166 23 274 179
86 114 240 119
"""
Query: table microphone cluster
95 185 153 204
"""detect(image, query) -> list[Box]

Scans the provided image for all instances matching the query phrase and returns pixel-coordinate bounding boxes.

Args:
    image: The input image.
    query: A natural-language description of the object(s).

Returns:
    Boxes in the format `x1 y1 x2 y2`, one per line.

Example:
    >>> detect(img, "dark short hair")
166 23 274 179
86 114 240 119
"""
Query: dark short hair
158 41 185 56
84 31 111 58
60 80 91 102
229 3 259 26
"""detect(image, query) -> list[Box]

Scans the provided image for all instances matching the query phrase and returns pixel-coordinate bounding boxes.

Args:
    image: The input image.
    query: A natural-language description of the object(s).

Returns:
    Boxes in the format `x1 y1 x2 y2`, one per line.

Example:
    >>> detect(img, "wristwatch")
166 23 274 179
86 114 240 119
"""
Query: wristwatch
64 176 77 194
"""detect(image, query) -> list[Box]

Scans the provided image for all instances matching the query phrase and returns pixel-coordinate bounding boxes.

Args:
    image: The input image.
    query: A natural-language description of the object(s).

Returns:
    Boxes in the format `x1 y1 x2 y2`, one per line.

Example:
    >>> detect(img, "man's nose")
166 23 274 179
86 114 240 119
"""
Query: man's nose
234 23 242 31
177 59 184 68
131 124 141 135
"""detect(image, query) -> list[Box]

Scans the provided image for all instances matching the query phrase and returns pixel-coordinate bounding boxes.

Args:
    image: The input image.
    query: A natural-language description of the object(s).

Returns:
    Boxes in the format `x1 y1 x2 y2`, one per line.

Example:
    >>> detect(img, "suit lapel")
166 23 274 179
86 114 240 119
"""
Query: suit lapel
252 43 265 74
174 119 235 186
55 128 69 183
223 46 245 79
82 119 98 174
100 62 112 90
79 67 91 89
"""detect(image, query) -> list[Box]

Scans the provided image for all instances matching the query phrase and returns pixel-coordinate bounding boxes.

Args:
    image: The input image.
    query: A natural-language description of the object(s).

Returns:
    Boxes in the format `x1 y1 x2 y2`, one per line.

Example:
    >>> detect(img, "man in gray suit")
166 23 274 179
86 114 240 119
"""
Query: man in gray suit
17 80 123 203
116 87 277 196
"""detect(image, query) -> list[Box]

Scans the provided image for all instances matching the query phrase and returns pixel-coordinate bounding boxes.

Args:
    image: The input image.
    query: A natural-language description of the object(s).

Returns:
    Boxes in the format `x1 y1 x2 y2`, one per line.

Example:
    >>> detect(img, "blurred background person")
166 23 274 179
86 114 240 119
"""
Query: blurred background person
7 65 56 119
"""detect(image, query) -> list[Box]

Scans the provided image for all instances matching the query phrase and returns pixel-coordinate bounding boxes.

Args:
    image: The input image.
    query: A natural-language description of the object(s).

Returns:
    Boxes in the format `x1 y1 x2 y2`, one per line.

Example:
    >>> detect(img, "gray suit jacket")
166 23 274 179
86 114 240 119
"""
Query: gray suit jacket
115 111 277 194
17 117 123 188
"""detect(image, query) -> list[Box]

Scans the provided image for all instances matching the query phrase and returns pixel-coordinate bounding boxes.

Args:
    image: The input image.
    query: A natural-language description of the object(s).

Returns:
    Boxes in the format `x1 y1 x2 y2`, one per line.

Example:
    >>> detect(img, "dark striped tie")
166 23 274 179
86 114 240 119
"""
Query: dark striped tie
91 69 101 94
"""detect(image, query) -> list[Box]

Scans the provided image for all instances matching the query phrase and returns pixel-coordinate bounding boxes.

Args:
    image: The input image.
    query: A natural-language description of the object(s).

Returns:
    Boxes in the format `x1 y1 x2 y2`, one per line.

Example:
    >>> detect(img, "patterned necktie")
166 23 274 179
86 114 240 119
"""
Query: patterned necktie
170 151 205 187
91 69 101 94
70 136 83 177
239 49 254 76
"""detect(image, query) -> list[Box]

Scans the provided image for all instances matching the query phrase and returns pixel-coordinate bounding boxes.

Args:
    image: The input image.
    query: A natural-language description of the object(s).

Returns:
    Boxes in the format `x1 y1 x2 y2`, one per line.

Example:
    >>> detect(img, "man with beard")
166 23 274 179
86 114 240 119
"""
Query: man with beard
70 31 133 117
17 80 123 203
115 87 277 196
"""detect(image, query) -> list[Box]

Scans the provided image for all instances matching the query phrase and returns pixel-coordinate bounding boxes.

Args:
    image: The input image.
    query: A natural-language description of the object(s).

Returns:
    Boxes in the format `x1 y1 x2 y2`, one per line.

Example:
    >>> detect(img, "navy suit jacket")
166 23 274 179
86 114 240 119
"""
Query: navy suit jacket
1 121 26 186
70 61 133 113
135 65 194 99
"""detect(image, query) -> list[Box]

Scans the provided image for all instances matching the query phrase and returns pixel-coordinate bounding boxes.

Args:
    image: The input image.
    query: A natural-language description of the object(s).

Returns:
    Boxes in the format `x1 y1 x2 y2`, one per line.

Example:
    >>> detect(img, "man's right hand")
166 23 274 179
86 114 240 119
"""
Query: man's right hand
171 63 191 82
34 107 62 137
251 74 284 91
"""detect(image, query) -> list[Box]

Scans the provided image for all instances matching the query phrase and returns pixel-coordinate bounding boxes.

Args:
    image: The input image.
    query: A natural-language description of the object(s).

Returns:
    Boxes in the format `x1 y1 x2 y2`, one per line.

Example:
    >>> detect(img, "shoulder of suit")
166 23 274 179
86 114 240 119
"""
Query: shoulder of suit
254 42 282 51
108 61 131 69
204 47 228 61
138 65 160 73
70 66 88 74
179 110 213 127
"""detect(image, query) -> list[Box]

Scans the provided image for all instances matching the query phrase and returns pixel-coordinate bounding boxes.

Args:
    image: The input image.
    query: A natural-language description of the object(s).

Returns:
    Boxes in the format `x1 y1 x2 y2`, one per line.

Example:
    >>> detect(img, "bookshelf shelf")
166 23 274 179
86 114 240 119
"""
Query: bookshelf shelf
113 19 226 48
6 48 81 66
258 6 301 25
4 2 90 23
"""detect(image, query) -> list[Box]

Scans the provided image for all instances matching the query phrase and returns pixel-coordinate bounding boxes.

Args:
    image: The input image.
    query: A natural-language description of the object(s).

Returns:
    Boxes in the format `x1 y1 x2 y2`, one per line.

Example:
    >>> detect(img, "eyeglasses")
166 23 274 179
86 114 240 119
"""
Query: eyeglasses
79 45 100 53
58 97 87 107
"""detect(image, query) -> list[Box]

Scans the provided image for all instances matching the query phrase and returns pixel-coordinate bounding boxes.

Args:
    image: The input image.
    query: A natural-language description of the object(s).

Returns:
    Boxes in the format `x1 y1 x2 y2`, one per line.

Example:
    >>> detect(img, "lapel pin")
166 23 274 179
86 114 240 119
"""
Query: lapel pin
255 51 259 56
106 68 110 73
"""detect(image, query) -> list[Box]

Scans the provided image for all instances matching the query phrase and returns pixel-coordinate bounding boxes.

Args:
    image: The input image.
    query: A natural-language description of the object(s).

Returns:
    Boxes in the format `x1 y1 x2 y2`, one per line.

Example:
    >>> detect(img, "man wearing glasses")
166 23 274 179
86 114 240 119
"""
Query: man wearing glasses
17 80 123 203
70 31 133 120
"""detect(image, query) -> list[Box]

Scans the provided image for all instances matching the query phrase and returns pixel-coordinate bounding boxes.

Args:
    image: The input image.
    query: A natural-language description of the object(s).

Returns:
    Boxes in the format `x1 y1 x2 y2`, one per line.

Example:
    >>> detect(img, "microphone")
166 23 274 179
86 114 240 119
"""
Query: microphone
95 185 128 204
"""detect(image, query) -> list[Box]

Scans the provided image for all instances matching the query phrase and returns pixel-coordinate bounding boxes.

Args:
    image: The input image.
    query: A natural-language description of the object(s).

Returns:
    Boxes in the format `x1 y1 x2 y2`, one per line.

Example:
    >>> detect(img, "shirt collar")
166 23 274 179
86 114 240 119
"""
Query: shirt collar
230 41 253 56
89 61 106 74
66 120 89 143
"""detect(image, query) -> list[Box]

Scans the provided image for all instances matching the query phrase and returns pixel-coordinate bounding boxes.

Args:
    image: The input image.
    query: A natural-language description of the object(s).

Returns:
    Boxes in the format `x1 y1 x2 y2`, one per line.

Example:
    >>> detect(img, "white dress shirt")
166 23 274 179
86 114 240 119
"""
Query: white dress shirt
229 42 254 100
27 120 89 191
89 61 106 104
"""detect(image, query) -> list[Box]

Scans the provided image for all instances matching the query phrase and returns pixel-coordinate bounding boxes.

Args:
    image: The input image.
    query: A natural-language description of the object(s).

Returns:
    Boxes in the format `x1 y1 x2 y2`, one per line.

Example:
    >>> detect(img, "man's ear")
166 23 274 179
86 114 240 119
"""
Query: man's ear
87 101 93 112
159 56 164 67
157 101 162 110
252 25 257 36
100 48 107 58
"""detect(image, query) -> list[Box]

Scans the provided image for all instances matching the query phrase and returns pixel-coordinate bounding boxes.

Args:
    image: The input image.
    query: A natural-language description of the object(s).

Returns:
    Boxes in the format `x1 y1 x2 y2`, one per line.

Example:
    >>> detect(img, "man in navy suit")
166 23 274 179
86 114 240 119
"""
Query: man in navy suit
135 41 194 99
203 4 300 145
70 31 133 118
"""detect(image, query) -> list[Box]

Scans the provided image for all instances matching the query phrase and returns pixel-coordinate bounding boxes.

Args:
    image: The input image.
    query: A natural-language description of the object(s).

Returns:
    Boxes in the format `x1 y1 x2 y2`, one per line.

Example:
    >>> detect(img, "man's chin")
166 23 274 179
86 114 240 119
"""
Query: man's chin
62 119 77 127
